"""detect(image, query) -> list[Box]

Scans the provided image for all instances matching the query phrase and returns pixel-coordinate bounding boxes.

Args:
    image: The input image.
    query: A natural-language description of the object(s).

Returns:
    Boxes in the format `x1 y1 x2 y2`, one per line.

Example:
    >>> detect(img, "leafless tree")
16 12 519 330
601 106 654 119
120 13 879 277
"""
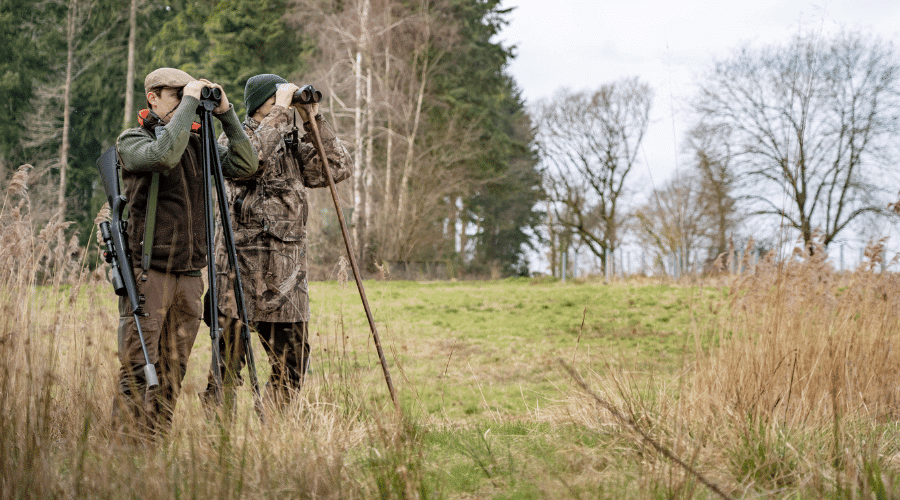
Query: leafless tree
683 122 739 261
634 171 713 275
289 0 481 266
536 78 653 272
20 0 117 223
694 30 900 252
122 0 147 130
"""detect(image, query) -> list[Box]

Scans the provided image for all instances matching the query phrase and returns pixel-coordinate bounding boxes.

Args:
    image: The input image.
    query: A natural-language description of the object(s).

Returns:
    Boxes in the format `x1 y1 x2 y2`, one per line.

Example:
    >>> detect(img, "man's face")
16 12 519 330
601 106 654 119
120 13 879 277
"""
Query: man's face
147 87 183 124
252 95 276 122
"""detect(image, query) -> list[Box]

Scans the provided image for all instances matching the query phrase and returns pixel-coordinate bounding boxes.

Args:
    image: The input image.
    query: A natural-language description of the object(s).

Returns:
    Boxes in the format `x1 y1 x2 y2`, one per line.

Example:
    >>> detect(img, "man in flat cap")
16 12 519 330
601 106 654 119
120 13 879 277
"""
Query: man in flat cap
111 67 257 439
199 73 352 412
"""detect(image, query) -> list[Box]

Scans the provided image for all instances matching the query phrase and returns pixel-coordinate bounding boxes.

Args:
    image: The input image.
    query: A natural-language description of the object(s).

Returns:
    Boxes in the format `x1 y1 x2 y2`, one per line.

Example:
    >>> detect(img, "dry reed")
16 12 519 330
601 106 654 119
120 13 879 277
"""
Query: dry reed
554 235 900 497
0 176 423 500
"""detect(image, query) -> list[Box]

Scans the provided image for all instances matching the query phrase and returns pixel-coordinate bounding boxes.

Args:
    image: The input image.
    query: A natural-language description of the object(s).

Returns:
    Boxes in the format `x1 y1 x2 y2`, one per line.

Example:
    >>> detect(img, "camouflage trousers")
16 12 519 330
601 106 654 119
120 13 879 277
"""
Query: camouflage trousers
111 268 202 440
201 317 309 412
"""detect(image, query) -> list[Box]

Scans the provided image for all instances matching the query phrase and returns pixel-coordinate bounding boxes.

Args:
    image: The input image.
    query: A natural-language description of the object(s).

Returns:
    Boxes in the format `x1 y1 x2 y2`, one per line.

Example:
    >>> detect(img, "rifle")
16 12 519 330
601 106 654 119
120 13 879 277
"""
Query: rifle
97 146 159 388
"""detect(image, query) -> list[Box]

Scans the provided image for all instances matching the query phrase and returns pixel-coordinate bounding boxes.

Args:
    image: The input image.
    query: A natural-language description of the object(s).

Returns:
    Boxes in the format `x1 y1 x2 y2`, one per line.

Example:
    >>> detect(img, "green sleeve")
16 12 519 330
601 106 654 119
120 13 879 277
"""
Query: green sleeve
215 105 257 178
116 96 200 173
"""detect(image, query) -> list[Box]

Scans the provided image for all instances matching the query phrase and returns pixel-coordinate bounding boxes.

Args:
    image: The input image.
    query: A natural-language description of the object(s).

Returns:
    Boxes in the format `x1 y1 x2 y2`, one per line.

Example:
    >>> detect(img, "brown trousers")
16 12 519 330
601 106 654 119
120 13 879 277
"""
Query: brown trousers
202 317 309 411
111 268 202 438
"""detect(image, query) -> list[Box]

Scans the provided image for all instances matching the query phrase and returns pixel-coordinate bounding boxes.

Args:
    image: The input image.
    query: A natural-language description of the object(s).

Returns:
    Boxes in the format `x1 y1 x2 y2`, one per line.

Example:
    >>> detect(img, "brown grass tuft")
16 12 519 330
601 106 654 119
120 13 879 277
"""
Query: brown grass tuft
6 163 31 199
686 235 900 427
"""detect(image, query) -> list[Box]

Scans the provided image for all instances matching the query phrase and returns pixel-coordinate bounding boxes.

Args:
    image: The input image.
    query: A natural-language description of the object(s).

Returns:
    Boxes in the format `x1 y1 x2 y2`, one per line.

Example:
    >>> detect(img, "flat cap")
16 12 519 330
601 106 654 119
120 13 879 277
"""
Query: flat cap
144 67 195 94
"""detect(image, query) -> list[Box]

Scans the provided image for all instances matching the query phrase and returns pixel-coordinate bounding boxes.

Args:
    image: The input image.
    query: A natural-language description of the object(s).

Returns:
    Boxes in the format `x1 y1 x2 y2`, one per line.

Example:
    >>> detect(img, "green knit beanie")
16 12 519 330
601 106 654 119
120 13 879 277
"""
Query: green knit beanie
244 74 288 117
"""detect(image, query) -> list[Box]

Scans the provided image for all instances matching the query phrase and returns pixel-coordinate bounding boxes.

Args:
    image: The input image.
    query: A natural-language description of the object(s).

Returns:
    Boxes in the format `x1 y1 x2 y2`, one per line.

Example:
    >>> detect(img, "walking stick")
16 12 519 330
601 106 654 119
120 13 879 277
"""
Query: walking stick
198 86 266 422
298 88 399 410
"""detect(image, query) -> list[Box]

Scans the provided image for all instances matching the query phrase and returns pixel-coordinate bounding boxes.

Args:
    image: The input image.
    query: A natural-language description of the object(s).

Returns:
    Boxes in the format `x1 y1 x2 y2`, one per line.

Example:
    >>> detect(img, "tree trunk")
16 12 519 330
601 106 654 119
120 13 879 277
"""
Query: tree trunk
547 202 556 277
363 65 375 266
59 0 77 217
380 42 393 255
123 0 137 129
448 196 456 253
396 54 428 244
351 50 363 252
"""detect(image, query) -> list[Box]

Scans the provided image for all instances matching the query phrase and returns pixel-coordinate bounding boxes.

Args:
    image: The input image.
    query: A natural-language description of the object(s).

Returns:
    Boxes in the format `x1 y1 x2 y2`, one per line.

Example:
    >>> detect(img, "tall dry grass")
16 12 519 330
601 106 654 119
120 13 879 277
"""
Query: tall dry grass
690 237 900 426
0 166 426 500
684 237 900 494
562 238 900 497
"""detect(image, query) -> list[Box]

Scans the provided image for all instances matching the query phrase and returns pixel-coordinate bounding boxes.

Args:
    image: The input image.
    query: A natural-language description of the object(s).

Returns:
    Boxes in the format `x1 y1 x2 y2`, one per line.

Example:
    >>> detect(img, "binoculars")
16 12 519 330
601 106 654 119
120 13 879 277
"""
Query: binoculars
279 84 322 104
200 86 222 104
171 86 220 102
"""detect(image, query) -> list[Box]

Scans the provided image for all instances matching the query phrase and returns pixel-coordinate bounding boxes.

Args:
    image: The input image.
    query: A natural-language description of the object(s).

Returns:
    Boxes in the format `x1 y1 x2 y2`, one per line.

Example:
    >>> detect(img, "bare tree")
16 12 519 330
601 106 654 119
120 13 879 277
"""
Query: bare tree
122 0 143 130
684 123 739 260
289 0 386 259
536 78 653 272
290 0 480 265
22 0 109 220
634 171 712 276
58 0 79 217
694 30 900 252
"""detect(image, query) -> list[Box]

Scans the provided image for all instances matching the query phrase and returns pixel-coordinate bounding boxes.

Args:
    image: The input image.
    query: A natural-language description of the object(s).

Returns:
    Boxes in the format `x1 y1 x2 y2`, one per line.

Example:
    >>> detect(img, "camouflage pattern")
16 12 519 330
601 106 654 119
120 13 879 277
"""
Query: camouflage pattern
215 105 353 323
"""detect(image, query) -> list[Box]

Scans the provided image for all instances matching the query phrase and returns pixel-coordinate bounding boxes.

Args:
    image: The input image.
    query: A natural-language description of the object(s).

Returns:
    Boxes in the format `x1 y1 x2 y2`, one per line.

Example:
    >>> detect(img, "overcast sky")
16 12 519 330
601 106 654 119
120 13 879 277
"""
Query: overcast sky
497 0 900 186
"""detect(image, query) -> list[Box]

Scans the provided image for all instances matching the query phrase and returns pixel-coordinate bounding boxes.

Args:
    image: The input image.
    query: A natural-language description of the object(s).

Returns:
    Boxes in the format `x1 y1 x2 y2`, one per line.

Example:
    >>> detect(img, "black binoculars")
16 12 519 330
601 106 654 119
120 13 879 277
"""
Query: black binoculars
279 84 322 104
201 86 222 103
173 86 221 102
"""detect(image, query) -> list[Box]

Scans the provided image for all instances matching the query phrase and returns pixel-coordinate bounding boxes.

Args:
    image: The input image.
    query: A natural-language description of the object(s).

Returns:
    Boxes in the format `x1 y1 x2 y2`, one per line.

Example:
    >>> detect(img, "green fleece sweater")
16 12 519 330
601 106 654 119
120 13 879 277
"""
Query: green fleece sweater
115 97 257 273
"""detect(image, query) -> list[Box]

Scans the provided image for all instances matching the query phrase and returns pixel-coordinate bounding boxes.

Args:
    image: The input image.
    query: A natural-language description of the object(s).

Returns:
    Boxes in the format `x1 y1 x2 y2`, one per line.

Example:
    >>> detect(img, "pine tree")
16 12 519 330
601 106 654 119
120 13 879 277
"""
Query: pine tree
433 0 543 275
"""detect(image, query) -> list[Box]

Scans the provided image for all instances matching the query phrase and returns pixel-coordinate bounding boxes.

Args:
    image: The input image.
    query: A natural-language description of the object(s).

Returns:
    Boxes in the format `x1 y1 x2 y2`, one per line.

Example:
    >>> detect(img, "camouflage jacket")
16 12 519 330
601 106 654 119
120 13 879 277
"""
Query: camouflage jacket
215 105 353 322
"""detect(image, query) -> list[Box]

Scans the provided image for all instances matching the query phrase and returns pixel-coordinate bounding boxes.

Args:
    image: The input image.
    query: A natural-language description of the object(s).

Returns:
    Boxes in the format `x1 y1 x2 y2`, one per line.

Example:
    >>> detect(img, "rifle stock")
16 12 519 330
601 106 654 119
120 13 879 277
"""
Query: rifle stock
97 146 159 388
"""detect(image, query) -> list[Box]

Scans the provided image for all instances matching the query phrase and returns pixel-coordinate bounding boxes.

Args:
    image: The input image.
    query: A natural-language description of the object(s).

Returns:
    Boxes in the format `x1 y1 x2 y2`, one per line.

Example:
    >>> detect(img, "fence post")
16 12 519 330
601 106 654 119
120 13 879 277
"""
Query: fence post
572 247 578 279
605 248 611 281
561 250 567 283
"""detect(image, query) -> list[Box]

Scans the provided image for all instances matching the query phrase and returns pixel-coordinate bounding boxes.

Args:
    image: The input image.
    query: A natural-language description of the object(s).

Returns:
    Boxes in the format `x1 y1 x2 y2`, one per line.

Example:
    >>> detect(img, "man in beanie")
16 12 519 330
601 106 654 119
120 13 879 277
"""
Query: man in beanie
111 67 257 438
200 73 352 411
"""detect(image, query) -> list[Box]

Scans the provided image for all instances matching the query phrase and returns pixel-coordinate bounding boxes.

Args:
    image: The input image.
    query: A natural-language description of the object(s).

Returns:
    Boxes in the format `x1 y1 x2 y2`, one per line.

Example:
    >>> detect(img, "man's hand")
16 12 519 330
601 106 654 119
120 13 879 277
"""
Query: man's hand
296 102 319 123
275 83 300 109
182 80 206 100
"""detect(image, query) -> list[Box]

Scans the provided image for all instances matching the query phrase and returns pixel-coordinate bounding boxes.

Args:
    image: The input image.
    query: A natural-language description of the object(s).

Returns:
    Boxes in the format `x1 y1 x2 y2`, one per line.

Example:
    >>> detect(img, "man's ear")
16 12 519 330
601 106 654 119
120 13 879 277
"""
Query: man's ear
147 91 158 108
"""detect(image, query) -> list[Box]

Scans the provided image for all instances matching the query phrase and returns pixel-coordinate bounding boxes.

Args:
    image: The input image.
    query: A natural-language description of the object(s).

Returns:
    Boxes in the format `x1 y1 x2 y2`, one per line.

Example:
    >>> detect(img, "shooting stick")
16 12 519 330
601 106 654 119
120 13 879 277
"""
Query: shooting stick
198 87 265 422
304 108 399 410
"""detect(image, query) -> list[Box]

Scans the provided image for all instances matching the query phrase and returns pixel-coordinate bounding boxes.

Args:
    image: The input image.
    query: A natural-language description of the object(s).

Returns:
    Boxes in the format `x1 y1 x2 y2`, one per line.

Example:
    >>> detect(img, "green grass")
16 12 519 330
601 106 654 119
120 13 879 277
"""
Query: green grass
141 276 723 498
303 278 719 422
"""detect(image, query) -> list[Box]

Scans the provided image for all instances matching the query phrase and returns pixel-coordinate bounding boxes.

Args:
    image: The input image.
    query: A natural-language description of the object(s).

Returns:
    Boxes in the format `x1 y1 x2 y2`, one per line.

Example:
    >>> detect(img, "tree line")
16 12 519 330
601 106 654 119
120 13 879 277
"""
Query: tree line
537 28 900 277
0 0 541 278
4 2 897 279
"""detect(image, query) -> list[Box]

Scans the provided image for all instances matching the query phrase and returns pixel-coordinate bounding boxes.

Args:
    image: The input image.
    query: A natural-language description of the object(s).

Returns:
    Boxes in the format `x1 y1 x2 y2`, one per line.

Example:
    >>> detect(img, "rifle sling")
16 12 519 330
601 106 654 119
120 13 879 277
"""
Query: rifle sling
141 172 160 271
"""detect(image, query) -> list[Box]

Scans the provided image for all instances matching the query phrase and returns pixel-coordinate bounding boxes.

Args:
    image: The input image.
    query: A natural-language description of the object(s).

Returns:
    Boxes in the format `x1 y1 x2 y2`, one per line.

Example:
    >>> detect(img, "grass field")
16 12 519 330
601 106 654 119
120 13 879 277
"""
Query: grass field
307 277 718 421
3 180 900 498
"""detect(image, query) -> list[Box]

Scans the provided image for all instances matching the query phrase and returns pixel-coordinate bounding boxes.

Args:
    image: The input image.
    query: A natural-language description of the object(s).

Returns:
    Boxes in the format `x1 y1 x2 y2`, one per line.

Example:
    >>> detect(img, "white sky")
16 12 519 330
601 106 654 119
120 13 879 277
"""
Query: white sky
498 0 900 185
498 0 900 273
